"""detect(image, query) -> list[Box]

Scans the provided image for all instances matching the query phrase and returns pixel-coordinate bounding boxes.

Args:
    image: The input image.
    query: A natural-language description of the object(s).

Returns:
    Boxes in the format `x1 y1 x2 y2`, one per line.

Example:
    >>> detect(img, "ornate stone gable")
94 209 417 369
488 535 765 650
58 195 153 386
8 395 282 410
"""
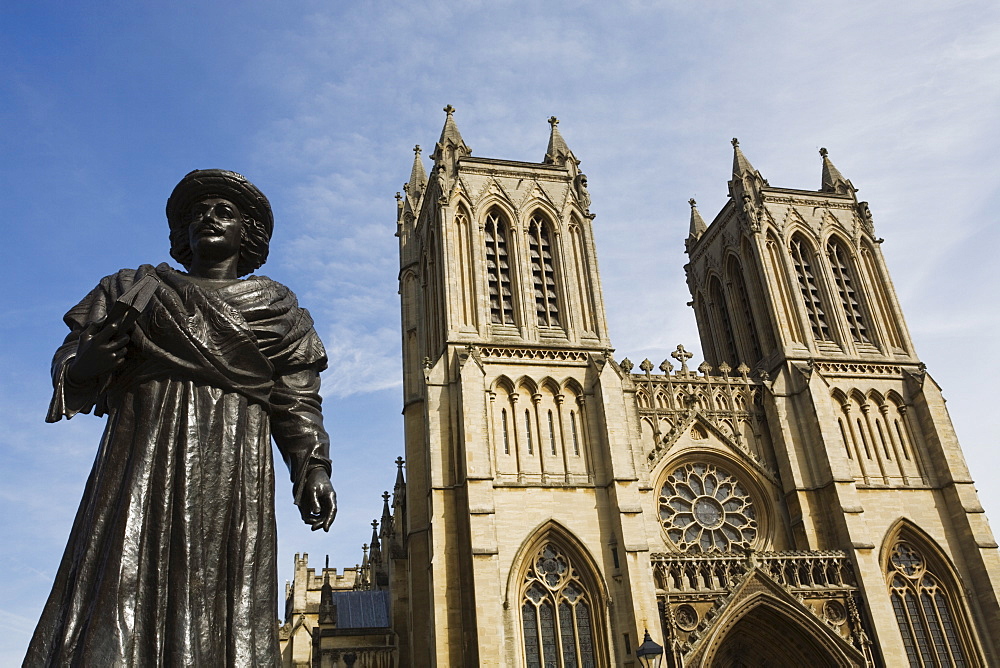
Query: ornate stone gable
655 555 872 667
648 410 779 486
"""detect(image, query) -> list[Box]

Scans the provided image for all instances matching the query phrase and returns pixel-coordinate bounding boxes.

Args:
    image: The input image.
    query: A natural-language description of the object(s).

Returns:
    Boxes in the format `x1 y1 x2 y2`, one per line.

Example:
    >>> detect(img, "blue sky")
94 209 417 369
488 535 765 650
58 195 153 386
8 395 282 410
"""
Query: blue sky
2 1 999 662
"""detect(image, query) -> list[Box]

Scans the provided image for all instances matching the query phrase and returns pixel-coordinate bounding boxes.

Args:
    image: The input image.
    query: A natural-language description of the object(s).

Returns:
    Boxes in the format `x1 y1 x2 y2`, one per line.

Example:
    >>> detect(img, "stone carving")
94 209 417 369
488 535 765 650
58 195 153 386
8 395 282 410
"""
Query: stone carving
671 344 694 375
574 173 591 211
676 604 699 631
740 195 761 233
26 170 337 666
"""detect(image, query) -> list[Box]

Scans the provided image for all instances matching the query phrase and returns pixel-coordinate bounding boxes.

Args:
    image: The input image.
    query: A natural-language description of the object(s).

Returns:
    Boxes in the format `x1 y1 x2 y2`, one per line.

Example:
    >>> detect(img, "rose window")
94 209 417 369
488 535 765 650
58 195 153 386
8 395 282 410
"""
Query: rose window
659 462 757 551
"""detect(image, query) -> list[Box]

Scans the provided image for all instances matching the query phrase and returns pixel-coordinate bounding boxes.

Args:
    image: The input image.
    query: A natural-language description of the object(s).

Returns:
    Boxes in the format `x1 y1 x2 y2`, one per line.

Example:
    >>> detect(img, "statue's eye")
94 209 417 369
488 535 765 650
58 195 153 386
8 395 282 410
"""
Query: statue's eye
215 205 236 219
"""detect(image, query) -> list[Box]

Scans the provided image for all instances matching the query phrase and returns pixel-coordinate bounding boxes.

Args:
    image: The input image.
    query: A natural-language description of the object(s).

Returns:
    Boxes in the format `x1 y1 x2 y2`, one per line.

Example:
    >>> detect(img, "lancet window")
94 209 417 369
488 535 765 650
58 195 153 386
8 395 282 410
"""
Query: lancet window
887 540 972 667
727 256 763 363
485 210 515 325
570 411 580 456
710 277 739 365
502 409 510 454
827 239 870 343
528 214 560 328
525 409 534 455
521 543 598 668
789 236 833 342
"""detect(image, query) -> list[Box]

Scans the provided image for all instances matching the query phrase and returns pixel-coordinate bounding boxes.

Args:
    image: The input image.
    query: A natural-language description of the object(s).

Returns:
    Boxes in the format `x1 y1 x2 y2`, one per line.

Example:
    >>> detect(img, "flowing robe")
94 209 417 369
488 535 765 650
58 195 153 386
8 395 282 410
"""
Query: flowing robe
25 263 331 667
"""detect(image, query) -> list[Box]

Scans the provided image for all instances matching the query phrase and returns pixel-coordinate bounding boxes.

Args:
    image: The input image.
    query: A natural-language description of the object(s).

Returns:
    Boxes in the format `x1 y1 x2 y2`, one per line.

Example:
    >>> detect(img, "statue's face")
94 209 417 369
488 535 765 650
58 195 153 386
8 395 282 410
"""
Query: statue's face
188 197 243 259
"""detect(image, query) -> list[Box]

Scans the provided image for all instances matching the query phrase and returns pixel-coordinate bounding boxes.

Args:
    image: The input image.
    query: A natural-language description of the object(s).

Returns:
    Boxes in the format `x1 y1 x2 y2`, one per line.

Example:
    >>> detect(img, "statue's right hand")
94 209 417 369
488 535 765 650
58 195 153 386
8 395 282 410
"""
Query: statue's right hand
67 318 131 385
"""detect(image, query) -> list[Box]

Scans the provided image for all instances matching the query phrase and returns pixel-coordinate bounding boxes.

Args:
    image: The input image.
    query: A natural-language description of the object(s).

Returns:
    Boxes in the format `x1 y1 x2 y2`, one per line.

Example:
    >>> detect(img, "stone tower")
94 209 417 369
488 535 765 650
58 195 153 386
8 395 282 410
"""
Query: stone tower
392 112 1000 667
679 140 1000 665
395 108 660 666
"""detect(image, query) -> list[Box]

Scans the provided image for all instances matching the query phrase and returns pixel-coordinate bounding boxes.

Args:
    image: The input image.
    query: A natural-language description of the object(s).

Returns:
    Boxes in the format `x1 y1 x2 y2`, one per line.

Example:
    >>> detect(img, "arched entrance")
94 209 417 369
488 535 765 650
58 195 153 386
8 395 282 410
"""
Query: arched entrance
710 603 845 667
692 586 867 668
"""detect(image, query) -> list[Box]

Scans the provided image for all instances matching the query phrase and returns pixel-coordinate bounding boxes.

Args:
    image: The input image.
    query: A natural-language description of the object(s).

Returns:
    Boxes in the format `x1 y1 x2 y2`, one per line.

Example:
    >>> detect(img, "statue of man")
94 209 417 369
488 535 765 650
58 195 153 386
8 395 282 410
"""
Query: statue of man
25 170 337 666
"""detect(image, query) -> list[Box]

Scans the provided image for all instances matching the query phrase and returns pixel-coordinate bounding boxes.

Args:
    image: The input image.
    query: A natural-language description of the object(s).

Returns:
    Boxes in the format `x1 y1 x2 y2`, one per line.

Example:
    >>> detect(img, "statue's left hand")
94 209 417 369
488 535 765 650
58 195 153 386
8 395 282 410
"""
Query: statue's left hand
299 468 337 531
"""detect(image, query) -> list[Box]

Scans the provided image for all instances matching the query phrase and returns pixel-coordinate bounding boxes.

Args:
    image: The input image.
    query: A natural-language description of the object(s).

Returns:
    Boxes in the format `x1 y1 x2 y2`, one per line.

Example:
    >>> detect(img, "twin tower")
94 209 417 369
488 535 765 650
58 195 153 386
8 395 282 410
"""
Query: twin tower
390 107 999 666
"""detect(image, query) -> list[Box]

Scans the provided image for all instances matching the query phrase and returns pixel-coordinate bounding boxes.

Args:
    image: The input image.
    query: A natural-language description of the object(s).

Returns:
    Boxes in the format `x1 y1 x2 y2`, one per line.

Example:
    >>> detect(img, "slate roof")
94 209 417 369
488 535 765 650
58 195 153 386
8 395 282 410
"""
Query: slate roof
332 590 391 629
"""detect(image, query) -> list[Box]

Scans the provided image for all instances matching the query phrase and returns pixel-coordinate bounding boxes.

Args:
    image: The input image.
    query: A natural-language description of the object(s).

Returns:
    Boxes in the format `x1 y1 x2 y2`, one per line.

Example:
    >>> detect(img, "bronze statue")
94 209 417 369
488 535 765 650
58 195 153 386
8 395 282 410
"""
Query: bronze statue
25 170 337 666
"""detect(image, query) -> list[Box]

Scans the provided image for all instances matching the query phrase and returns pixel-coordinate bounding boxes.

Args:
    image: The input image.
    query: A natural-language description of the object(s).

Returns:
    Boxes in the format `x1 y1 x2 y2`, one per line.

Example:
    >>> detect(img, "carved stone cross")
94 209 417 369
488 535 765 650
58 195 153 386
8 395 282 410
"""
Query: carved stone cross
671 344 694 375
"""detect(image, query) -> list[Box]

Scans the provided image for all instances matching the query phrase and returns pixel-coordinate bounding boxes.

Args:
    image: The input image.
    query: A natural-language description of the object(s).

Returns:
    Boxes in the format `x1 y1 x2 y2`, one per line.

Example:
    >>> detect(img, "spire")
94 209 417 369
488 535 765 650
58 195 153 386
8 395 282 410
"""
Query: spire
392 456 406 503
368 519 381 565
391 457 406 558
319 555 335 624
431 104 471 164
379 490 392 543
687 198 707 245
544 116 577 166
731 137 758 178
819 147 855 196
406 145 427 200
728 138 767 203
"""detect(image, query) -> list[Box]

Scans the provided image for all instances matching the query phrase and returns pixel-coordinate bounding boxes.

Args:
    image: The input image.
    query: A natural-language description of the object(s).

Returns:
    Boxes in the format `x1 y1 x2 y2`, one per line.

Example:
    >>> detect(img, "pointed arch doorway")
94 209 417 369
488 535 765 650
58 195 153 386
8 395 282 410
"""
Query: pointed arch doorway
710 604 845 667
696 591 867 668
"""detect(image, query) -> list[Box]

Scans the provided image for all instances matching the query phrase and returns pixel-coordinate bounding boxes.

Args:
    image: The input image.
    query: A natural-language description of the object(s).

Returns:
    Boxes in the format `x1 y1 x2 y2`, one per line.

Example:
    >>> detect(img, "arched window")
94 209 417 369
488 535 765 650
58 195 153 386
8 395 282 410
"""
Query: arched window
710 277 739 365
886 540 973 667
520 542 599 668
862 244 904 350
485 210 515 325
827 239 870 343
501 408 510 455
789 235 833 342
570 411 580 456
525 409 534 455
727 256 763 364
453 208 477 328
548 410 557 455
528 214 561 327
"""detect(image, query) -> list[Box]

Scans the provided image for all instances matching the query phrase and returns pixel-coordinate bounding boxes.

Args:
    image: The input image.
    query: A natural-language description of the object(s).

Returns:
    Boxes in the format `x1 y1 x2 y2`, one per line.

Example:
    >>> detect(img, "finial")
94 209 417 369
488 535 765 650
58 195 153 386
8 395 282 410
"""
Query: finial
325 554 329 569
395 192 401 201
382 490 390 502
548 116 559 127
395 456 404 469
414 144 421 155
731 137 740 148
372 519 379 530
819 147 829 158
689 198 697 208
443 104 455 116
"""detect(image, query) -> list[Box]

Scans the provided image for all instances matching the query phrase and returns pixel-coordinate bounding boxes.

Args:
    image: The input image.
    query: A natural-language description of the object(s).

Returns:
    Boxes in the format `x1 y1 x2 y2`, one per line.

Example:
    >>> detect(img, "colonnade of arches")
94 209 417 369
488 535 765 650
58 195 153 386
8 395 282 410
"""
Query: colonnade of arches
489 376 590 482
831 388 925 486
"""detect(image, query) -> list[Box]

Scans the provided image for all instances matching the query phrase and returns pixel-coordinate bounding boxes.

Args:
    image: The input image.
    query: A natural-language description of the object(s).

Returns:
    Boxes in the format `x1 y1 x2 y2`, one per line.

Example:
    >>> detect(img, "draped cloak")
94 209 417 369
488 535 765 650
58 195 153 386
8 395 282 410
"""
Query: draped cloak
24 263 331 667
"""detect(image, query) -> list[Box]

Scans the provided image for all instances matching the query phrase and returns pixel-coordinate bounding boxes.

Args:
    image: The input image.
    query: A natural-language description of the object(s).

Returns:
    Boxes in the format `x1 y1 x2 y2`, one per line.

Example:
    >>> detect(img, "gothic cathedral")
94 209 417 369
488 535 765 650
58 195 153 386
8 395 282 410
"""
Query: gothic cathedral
387 108 1000 667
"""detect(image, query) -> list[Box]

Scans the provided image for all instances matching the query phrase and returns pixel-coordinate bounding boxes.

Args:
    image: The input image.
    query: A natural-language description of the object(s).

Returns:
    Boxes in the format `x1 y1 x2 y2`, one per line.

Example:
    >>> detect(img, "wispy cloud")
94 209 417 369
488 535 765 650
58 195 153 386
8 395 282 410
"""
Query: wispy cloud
4 2 1000 656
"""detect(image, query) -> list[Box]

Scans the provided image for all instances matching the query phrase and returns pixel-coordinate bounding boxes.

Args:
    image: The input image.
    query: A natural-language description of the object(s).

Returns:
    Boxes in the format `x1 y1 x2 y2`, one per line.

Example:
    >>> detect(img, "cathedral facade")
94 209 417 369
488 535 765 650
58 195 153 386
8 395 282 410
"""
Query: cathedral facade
287 109 1000 667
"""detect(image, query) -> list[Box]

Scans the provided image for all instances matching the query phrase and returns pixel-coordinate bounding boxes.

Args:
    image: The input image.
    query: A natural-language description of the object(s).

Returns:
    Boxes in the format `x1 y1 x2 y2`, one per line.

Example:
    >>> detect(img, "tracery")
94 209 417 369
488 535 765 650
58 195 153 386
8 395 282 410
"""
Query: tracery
521 543 597 668
659 462 758 552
